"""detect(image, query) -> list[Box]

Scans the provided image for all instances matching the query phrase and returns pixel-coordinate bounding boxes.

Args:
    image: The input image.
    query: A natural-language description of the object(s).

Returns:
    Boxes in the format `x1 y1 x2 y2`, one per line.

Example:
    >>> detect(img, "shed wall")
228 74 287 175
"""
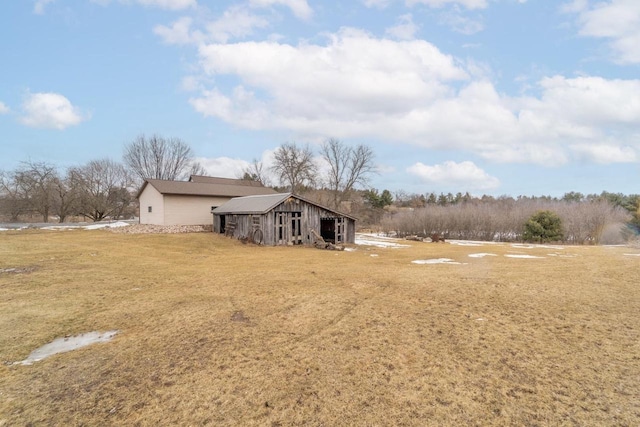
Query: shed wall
163 195 230 226
138 185 165 225
215 197 356 245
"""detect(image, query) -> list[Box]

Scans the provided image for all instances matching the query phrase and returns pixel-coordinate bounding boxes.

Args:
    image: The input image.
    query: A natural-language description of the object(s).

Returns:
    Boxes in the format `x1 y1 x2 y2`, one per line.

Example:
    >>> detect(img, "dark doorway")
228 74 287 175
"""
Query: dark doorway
220 215 226 234
320 218 335 243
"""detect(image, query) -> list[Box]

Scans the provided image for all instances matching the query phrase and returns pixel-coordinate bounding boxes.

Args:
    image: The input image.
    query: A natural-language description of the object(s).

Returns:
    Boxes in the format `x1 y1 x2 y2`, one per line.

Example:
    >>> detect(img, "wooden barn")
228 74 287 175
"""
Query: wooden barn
212 193 356 246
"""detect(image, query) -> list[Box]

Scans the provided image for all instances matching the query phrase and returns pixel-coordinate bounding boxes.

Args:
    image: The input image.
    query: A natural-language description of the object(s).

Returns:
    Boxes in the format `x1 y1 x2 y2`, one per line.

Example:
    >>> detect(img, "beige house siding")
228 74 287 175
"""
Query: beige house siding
163 195 229 226
139 185 165 225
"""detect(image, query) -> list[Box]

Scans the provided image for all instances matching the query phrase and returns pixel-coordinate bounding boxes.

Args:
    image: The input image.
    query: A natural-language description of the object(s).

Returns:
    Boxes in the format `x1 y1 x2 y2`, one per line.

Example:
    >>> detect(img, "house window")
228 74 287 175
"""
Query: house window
148 206 152 213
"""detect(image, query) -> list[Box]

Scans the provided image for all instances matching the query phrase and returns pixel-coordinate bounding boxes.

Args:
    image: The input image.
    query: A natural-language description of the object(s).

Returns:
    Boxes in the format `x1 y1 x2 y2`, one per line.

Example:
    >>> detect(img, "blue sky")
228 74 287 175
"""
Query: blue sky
1 0 639 197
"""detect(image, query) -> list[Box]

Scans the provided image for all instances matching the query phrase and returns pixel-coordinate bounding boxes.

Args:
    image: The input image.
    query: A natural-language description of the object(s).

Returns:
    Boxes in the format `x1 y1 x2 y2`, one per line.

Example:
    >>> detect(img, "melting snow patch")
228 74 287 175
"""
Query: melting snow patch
15 330 118 365
468 253 498 258
412 258 463 265
449 241 484 247
355 234 410 248
624 253 640 257
505 254 545 259
512 243 564 250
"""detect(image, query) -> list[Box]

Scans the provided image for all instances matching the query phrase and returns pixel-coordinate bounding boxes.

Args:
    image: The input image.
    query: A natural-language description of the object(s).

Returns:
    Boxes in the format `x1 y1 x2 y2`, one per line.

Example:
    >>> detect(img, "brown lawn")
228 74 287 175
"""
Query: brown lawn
1 230 639 426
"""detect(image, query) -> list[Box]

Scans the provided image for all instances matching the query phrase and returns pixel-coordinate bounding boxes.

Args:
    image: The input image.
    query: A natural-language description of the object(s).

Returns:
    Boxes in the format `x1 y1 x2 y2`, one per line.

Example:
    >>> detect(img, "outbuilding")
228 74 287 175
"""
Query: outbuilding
137 176 277 226
213 193 356 246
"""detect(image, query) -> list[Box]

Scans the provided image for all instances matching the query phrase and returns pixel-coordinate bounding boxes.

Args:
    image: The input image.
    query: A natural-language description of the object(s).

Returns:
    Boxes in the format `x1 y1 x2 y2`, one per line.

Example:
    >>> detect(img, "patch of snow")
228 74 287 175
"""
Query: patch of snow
623 253 640 257
512 243 564 250
468 253 498 258
355 236 410 248
449 241 483 247
343 247 356 252
370 254 379 257
505 254 545 259
83 221 130 230
16 330 119 366
412 258 464 265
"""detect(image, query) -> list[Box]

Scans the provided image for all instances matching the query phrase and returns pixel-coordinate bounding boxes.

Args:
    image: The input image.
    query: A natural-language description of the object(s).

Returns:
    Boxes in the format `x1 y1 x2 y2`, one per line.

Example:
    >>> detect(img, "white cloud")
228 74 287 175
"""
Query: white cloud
407 161 500 190
206 6 270 42
570 144 637 163
0 102 9 114
20 92 87 130
154 6 270 45
196 149 277 180
193 28 467 122
385 14 419 40
154 17 202 45
407 0 488 10
249 0 313 20
91 0 196 10
187 29 640 166
569 0 640 64
439 9 484 34
34 0 55 14
195 156 250 178
362 0 392 8
134 0 196 9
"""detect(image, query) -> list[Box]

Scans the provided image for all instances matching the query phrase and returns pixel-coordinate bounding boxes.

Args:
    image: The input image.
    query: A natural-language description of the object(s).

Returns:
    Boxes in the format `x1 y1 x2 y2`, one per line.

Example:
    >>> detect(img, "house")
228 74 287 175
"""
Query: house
137 176 277 226
212 193 357 246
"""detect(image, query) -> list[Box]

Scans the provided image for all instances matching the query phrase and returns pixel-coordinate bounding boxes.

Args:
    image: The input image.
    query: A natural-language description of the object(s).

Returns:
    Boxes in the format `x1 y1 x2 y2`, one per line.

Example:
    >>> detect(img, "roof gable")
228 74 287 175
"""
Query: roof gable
136 178 277 199
213 193 357 220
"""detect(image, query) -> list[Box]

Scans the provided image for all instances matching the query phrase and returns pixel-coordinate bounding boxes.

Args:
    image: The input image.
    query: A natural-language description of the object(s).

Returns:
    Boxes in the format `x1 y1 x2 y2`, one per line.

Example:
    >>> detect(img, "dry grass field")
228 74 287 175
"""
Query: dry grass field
1 229 639 426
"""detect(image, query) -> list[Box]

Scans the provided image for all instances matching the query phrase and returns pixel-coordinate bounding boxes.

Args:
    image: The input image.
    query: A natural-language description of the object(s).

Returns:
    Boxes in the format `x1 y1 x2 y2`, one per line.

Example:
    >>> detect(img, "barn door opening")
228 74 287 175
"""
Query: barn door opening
320 218 335 243
291 212 302 245
275 212 288 245
335 217 345 243
219 215 226 234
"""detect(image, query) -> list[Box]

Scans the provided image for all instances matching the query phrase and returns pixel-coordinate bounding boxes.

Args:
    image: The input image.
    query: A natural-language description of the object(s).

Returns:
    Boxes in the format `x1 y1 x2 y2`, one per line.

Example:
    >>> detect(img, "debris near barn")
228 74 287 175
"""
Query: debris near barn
430 233 446 243
311 228 344 251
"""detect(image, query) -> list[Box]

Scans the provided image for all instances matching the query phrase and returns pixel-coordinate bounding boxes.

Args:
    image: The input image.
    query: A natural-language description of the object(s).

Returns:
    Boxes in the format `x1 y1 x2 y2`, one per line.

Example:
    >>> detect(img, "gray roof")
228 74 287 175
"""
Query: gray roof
213 193 357 220
137 178 277 199
213 193 292 214
189 175 266 187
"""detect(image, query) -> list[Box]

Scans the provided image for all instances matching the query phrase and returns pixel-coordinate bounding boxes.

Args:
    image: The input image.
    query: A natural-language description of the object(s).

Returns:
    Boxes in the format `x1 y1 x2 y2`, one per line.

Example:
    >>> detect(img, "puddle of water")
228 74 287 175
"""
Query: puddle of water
16 330 118 365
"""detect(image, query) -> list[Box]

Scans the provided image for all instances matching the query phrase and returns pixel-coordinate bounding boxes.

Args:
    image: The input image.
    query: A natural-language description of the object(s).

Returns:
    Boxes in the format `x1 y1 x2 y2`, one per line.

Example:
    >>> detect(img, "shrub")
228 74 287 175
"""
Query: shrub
523 210 563 243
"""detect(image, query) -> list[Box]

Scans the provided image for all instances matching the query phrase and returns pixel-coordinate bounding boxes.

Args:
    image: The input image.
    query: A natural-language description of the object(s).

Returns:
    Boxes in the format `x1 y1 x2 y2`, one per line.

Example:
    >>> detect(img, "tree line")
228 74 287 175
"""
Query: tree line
379 193 639 245
0 135 204 223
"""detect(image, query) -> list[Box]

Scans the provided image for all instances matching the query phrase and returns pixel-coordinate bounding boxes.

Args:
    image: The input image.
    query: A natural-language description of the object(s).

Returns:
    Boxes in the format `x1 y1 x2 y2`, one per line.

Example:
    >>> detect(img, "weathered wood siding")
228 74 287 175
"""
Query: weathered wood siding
214 197 355 246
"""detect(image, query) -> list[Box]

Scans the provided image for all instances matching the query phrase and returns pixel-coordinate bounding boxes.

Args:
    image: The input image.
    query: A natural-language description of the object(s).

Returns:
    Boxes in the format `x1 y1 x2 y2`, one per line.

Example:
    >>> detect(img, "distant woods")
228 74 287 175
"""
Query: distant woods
382 192 639 245
1 134 639 246
0 134 203 223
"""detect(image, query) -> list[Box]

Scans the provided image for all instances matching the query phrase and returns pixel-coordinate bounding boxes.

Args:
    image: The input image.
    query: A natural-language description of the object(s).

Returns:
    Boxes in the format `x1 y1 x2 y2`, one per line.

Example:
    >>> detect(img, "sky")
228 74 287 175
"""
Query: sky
1 0 639 198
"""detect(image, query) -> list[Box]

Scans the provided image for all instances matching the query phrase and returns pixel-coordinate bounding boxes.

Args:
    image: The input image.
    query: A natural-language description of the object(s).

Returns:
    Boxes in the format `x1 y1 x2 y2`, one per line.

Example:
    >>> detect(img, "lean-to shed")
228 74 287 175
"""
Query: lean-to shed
212 193 356 246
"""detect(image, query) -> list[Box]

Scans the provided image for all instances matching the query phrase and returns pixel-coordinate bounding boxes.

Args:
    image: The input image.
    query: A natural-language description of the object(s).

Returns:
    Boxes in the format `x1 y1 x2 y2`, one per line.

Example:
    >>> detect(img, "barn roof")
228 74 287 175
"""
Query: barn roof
213 193 357 220
136 178 277 199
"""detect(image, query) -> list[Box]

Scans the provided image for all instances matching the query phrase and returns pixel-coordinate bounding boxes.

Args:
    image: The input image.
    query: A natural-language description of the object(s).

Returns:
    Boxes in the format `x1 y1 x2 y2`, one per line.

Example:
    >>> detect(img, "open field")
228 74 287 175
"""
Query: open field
1 230 639 426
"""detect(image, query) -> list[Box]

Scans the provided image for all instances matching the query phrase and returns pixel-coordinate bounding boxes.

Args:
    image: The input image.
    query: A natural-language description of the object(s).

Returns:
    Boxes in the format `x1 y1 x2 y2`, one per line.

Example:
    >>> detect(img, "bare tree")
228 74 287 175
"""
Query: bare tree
320 138 376 208
270 142 317 193
0 169 28 221
123 135 203 183
241 158 271 186
71 159 133 222
14 161 59 222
